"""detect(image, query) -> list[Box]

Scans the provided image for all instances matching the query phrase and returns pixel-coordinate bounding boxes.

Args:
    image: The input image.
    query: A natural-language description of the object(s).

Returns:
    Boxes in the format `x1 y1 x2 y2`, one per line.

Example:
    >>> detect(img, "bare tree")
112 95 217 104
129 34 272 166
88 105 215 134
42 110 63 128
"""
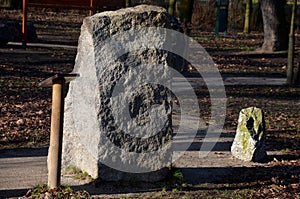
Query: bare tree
260 0 288 52
244 0 252 33
287 0 298 85
168 0 177 16
178 0 194 35
126 0 131 7
296 62 300 85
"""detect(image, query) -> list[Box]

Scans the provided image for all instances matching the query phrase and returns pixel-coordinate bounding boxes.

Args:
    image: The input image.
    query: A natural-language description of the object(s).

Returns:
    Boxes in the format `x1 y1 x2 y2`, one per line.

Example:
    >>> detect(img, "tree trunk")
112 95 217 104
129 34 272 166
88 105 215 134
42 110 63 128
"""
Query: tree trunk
179 0 194 35
125 0 131 7
5 0 21 8
296 62 300 85
168 0 177 16
244 0 252 33
286 0 297 85
251 1 263 31
260 0 288 52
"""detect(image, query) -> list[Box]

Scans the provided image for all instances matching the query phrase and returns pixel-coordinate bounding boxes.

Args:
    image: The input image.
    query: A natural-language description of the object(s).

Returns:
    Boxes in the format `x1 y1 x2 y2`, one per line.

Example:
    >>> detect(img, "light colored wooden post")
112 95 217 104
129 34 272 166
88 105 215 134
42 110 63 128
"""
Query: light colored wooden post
39 73 78 189
48 78 65 188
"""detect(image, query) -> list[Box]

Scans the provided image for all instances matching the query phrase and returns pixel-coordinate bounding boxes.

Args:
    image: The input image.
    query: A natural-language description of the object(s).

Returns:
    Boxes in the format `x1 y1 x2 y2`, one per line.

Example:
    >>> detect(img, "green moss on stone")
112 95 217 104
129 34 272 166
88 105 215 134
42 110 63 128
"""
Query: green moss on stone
242 131 250 151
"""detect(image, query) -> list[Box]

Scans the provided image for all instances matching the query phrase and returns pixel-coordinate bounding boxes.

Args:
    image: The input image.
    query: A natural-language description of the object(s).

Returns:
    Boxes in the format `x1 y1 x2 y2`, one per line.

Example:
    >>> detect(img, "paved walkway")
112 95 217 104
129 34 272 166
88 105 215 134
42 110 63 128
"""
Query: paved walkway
0 148 47 198
0 75 287 198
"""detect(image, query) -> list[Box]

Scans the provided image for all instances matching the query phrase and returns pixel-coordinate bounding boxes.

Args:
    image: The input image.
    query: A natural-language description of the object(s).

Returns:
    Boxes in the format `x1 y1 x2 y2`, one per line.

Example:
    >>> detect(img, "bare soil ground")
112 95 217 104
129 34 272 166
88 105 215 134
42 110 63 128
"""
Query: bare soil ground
0 8 299 198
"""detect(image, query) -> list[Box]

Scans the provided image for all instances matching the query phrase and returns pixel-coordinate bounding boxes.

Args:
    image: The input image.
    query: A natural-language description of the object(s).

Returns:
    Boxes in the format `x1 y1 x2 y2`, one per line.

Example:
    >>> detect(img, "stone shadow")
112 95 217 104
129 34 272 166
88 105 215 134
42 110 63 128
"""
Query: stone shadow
180 158 300 185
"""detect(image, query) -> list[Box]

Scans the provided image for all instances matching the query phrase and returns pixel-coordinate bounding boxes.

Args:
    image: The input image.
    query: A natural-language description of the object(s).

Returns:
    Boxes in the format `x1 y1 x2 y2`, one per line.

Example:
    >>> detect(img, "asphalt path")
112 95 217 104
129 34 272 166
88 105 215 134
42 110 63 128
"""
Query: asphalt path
0 66 287 198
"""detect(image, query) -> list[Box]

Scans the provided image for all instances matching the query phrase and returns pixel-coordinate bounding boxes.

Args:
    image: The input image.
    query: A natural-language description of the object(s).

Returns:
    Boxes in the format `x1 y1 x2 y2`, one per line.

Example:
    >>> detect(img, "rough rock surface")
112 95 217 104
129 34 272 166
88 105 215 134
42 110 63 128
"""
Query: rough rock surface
62 5 173 182
231 107 267 162
0 21 37 45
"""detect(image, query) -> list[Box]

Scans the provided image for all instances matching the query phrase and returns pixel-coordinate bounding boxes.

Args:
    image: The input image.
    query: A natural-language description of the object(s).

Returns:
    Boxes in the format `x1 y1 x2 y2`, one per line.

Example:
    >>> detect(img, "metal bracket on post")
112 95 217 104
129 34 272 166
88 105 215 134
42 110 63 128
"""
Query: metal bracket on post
39 73 79 189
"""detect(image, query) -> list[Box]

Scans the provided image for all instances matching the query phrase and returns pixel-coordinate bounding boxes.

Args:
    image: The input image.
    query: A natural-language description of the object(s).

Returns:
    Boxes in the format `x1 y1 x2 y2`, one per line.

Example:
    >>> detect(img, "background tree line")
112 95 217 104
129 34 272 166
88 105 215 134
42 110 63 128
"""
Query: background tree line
2 0 299 84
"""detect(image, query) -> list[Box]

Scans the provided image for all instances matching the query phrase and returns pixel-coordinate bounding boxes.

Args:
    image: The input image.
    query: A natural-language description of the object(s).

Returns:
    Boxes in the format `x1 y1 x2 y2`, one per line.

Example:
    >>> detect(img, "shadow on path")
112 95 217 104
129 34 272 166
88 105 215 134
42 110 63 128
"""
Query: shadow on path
0 189 28 198
0 147 48 158
180 154 300 185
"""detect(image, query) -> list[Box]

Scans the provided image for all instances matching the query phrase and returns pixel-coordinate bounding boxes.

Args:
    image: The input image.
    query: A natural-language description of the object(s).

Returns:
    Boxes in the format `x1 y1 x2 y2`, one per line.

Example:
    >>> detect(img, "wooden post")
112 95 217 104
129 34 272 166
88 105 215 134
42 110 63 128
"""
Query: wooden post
39 73 79 189
48 78 65 188
22 0 28 46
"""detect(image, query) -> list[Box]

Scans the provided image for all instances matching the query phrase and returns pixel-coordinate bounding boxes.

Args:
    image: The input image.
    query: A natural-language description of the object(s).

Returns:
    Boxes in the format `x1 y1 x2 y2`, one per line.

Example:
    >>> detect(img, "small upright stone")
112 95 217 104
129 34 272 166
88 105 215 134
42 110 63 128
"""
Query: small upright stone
231 107 267 162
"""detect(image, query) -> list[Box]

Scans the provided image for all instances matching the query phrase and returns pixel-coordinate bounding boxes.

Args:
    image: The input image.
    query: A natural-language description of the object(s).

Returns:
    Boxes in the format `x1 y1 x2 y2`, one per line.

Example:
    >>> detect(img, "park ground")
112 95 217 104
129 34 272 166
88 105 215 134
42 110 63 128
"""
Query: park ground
0 8 299 198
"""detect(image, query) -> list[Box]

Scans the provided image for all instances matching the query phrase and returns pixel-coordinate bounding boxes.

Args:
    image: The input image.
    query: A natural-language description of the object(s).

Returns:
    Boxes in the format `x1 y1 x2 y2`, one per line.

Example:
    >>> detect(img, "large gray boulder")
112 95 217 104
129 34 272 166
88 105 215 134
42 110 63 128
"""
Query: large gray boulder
231 107 267 162
62 5 173 182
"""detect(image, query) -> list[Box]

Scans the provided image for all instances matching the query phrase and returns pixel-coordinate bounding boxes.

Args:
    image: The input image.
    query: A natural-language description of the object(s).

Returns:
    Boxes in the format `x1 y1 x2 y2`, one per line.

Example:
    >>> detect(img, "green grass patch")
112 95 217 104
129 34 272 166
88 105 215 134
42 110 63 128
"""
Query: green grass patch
65 165 93 182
